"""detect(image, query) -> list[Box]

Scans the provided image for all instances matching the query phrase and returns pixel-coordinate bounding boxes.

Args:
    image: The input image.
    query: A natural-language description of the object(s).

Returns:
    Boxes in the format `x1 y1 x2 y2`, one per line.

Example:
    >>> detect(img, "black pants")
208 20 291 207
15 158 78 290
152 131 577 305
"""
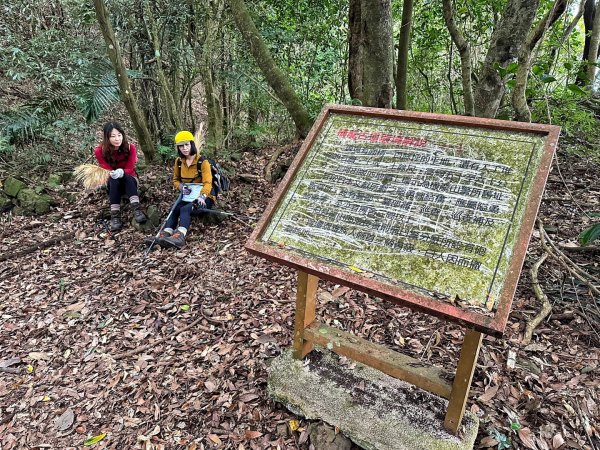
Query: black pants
165 197 214 230
107 174 138 204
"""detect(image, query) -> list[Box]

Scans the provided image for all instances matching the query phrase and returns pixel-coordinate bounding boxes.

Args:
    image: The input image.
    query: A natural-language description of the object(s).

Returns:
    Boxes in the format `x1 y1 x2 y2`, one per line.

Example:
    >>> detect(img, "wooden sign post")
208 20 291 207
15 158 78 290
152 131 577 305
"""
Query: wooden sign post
246 104 560 434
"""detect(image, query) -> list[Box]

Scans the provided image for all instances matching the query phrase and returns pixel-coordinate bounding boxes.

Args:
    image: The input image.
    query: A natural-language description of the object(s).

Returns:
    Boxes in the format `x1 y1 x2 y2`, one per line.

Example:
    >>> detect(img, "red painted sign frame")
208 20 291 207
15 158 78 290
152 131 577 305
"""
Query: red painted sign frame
245 104 560 336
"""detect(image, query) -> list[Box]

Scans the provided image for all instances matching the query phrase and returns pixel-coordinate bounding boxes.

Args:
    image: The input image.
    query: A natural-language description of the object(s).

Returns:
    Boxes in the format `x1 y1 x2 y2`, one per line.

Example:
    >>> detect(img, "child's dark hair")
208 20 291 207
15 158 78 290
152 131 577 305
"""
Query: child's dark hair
101 122 130 166
177 141 197 158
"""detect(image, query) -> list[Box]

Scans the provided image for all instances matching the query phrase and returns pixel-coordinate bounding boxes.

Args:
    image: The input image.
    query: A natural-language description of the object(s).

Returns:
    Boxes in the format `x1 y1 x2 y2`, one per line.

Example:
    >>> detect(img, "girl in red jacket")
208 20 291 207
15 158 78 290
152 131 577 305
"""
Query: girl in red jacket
94 122 147 231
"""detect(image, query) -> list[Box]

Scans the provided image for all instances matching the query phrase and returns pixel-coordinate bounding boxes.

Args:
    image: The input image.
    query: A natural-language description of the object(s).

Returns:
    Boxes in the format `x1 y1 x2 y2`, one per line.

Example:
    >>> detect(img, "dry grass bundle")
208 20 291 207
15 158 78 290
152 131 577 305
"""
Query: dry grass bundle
194 123 205 147
73 164 110 189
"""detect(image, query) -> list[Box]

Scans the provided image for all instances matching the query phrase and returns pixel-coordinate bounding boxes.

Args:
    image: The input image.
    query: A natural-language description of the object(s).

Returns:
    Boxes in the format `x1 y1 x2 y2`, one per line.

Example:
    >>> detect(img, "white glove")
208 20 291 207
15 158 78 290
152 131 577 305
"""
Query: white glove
110 168 124 179
195 194 206 207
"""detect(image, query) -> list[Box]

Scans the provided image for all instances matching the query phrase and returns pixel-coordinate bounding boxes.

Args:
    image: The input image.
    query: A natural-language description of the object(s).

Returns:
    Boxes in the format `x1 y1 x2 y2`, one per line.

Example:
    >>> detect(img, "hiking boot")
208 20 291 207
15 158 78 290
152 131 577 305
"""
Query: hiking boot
110 211 122 232
131 202 147 224
162 231 186 249
143 230 172 247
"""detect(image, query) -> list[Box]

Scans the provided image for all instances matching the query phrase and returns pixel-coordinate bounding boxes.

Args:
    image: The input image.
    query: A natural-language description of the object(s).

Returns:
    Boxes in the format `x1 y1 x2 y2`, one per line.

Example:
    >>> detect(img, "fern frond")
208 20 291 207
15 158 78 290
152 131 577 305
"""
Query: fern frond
0 93 73 143
75 61 146 123
77 71 121 123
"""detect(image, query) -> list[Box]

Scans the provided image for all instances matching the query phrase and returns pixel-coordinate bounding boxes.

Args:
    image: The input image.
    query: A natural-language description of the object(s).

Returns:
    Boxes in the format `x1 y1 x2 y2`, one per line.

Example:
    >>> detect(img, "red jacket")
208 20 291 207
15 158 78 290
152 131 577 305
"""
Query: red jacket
94 144 137 177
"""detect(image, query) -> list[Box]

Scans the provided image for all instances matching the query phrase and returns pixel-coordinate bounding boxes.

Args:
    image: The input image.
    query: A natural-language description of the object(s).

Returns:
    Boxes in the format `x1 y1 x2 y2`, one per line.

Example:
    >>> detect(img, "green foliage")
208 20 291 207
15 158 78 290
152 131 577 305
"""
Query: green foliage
255 0 349 115
32 152 53 166
0 135 15 155
567 84 587 96
579 223 600 246
509 420 522 432
156 145 175 163
0 0 115 158
532 93 598 143
1 0 600 164
0 95 73 145
490 428 511 449
76 71 121 124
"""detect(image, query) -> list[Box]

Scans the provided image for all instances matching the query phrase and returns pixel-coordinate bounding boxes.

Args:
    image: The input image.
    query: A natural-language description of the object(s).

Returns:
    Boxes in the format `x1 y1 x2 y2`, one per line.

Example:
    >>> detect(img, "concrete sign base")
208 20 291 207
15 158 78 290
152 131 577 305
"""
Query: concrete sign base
268 348 479 450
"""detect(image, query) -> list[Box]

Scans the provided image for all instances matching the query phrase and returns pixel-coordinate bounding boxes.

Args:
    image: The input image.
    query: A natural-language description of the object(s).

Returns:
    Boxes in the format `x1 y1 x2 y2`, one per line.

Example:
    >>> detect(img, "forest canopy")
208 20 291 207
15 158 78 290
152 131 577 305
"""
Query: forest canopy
1 0 600 169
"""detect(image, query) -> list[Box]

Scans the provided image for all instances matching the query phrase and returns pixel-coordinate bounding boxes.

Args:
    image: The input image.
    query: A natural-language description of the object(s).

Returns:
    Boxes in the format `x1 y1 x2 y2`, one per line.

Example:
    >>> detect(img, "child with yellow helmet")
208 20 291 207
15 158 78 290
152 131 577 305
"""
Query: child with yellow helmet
159 130 215 249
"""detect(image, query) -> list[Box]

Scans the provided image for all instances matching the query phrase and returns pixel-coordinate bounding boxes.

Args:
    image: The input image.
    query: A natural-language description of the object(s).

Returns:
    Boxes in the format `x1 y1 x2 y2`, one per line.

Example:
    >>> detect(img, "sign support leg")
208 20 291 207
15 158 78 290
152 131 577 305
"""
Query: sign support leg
292 271 318 359
444 328 483 434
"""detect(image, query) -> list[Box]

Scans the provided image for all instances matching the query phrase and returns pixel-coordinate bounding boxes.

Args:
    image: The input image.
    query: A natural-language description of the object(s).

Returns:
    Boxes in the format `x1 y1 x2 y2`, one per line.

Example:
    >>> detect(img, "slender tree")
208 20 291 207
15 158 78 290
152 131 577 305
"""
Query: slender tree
396 0 413 110
473 0 540 118
583 0 596 61
441 0 474 116
587 0 600 87
92 0 155 162
348 0 363 102
225 0 312 137
513 0 567 122
201 0 225 151
141 0 182 132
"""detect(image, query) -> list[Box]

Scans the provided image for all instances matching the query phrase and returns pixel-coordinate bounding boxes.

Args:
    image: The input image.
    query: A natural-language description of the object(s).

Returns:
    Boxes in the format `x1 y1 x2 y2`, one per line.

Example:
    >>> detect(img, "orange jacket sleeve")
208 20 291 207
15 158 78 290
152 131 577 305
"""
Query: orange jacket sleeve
200 159 212 197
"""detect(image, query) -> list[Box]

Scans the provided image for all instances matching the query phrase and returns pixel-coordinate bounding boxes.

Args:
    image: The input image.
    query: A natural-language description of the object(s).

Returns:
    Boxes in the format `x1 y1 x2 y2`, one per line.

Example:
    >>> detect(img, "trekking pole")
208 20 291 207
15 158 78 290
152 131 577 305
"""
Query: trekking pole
144 193 182 256
194 207 235 217
193 207 254 229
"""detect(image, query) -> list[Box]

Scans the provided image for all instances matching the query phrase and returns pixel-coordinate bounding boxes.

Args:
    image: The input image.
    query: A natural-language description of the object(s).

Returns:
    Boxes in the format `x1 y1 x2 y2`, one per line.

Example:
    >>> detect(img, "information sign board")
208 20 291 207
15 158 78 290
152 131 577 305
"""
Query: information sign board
246 105 560 335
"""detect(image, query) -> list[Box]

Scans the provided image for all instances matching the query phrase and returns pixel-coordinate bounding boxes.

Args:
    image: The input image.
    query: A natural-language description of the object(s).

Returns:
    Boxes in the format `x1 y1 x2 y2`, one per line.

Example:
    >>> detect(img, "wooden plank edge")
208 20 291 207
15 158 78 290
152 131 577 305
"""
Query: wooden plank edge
304 322 452 399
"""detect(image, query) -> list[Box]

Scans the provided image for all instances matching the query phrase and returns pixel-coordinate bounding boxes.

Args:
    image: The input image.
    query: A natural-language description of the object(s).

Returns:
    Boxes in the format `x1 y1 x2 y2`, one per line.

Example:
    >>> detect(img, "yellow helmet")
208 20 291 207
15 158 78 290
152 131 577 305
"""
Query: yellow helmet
174 130 194 144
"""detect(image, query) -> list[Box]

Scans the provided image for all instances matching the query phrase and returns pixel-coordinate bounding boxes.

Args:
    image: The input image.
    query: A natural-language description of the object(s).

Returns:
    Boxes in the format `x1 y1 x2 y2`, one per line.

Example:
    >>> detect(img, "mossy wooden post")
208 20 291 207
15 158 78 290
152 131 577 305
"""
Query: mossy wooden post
444 328 483 434
293 271 318 359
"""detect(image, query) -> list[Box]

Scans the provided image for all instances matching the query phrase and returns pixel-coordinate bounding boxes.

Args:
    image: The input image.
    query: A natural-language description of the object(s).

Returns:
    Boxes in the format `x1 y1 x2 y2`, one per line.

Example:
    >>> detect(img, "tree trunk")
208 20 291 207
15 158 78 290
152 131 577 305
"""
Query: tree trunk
587 0 600 87
576 0 596 85
202 0 225 152
441 0 474 116
92 0 155 162
395 0 413 110
563 0 587 42
513 0 567 122
473 0 540 118
348 0 363 101
361 0 394 108
142 0 182 132
247 87 259 148
583 0 595 61
447 42 458 114
226 0 312 137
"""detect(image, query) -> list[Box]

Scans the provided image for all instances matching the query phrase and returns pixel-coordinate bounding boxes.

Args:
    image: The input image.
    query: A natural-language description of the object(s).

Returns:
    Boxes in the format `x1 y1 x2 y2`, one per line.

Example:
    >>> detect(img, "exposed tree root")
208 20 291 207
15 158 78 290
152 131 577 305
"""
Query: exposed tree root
523 218 600 344
0 234 74 263
539 220 600 294
237 173 260 182
558 243 600 254
0 221 45 241
264 147 285 182
523 251 550 345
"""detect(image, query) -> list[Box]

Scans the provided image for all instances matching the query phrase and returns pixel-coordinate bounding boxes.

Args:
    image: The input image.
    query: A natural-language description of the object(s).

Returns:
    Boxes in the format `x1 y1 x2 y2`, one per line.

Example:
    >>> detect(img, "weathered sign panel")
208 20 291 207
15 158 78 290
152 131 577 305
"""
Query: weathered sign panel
246 105 560 335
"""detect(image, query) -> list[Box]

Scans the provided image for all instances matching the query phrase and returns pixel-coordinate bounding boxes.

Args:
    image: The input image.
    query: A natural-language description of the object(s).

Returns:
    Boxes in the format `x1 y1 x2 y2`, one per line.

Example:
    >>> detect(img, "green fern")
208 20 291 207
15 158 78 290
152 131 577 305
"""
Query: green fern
75 61 145 123
0 134 15 154
76 71 121 123
0 94 73 144
0 60 147 144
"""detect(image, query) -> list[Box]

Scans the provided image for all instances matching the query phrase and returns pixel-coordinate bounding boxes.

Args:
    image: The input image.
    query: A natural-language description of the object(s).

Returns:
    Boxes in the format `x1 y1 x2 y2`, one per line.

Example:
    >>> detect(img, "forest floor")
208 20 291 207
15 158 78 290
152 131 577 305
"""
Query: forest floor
0 142 599 450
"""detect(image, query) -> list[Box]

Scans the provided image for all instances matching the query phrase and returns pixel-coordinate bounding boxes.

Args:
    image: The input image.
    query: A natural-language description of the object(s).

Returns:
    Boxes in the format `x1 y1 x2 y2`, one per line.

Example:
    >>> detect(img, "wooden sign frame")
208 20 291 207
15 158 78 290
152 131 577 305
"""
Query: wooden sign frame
246 104 560 337
246 104 560 433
